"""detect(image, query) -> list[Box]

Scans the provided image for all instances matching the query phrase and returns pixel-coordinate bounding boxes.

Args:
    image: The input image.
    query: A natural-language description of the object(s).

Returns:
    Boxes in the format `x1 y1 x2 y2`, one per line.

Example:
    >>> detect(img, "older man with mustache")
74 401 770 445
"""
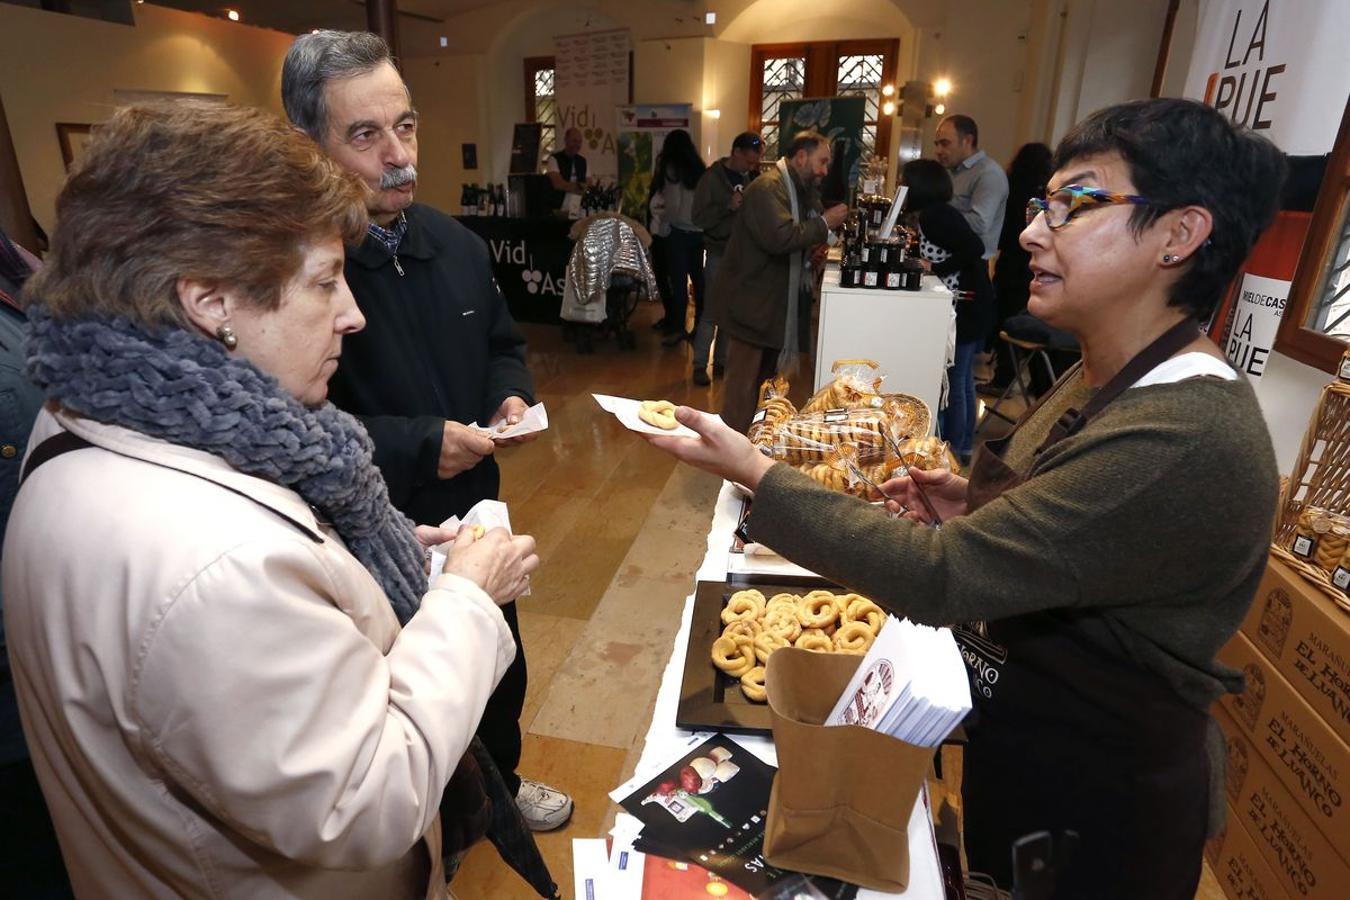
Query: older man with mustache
283 31 573 833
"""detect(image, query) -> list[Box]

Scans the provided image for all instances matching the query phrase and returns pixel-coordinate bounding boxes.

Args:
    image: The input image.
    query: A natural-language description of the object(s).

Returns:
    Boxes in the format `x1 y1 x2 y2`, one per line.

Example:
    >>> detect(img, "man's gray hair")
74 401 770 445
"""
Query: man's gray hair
282 30 397 141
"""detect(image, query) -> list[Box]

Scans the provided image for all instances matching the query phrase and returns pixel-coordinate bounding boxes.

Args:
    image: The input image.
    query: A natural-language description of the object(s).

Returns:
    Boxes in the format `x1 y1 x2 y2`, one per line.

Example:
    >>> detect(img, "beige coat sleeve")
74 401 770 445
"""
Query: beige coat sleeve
128 539 514 869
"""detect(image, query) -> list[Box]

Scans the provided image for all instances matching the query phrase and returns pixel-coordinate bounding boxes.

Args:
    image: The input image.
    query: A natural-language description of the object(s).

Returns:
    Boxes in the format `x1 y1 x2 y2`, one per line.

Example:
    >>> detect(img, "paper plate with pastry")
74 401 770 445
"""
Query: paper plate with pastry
592 393 704 438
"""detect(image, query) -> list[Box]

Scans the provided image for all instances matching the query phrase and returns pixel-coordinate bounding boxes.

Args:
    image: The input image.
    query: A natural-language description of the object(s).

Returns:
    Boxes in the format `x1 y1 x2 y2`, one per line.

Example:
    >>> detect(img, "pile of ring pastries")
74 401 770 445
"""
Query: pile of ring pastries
710 588 888 703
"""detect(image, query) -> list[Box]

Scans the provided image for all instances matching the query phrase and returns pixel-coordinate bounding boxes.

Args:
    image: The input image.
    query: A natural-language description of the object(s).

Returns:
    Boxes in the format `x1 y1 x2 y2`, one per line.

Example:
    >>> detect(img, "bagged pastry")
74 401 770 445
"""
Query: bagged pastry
771 408 890 466
801 359 885 414
748 375 796 450
894 435 952 472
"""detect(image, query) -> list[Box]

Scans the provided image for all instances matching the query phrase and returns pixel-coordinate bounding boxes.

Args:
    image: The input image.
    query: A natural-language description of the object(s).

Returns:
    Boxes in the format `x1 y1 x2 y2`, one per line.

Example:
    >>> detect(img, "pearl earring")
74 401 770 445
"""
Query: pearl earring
216 323 238 350
1162 254 1178 264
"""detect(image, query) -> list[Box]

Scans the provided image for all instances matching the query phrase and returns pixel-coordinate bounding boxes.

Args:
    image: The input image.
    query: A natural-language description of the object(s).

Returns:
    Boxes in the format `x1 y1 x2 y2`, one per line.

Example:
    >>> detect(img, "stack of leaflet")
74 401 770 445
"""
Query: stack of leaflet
824 618 971 746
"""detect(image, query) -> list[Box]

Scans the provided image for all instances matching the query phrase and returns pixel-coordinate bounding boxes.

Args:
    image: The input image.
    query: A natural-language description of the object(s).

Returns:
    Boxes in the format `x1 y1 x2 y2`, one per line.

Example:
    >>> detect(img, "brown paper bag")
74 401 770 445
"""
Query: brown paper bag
763 648 933 893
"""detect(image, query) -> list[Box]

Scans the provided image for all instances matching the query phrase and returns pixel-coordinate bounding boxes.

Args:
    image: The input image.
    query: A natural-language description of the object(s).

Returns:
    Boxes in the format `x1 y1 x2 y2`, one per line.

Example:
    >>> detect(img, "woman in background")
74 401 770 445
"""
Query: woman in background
988 142 1054 390
902 158 995 467
651 129 708 345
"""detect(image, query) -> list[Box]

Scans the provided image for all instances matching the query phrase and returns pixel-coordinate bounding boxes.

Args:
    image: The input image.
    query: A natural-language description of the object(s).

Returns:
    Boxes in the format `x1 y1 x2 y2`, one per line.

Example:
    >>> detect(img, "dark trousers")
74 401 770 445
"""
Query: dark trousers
664 227 705 333
649 234 674 324
721 336 780 434
0 757 73 898
477 600 526 795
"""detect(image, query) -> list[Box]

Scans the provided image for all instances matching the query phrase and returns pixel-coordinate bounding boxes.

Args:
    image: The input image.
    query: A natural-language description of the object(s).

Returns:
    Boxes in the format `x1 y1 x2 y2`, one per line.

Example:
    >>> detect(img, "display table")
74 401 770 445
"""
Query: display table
629 481 946 898
454 215 574 324
815 268 955 416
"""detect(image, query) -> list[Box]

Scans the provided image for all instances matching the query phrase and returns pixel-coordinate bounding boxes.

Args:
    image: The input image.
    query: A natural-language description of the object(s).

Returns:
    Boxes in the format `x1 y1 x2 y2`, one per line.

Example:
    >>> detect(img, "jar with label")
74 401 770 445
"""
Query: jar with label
1333 544 1350 592
1315 521 1350 574
860 256 882 289
1291 507 1324 560
900 259 925 291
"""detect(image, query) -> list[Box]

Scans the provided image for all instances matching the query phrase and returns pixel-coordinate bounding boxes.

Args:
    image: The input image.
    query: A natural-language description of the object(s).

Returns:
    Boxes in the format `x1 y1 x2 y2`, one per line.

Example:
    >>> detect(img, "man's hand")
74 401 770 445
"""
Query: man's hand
488 396 540 446
438 421 495 479
822 204 849 229
730 191 744 211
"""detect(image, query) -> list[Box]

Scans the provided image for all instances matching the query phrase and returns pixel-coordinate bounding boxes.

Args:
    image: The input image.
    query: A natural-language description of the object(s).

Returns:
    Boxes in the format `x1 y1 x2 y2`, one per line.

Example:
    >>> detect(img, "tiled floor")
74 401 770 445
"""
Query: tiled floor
448 301 1226 900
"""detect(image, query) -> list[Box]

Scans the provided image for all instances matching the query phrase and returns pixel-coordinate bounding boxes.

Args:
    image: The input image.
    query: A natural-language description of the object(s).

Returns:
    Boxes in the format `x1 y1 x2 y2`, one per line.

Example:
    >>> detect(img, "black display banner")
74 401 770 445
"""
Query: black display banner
457 215 574 324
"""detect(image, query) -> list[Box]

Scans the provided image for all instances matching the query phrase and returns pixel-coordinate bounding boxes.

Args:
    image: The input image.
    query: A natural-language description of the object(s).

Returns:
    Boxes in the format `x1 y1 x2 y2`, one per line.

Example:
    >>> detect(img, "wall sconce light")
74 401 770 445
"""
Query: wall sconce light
225 9 241 22
705 12 717 25
934 102 947 116
706 108 722 119
881 84 895 97
934 78 952 97
882 101 896 116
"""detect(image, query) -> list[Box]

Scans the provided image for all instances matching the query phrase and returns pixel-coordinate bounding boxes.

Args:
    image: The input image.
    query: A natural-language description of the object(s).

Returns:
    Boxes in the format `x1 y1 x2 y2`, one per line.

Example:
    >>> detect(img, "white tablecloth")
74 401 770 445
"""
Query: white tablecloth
628 481 946 899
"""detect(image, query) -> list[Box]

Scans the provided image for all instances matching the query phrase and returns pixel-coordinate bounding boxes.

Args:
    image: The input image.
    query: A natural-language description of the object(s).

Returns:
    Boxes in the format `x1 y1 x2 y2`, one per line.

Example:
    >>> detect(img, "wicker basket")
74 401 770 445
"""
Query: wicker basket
1270 362 1350 614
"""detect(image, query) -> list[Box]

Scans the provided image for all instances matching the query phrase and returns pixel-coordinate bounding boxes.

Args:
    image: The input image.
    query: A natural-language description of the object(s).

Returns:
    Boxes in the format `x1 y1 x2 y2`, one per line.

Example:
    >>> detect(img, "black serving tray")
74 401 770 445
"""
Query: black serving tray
676 573 841 736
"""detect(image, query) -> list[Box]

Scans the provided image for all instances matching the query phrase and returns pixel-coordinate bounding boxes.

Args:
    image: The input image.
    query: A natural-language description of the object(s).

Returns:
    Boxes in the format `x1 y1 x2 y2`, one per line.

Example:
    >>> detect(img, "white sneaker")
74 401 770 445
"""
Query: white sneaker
515 778 574 832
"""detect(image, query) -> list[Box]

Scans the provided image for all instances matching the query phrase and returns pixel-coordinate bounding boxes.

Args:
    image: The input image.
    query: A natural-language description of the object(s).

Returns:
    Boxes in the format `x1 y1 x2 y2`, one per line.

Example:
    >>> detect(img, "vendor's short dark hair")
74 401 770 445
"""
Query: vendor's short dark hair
785 131 828 158
942 115 978 147
1053 98 1286 321
900 159 954 212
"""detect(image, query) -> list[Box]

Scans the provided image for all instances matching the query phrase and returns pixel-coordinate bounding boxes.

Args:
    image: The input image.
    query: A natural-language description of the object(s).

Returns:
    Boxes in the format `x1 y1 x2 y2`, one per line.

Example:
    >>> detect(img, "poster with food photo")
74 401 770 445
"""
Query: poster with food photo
618 734 857 899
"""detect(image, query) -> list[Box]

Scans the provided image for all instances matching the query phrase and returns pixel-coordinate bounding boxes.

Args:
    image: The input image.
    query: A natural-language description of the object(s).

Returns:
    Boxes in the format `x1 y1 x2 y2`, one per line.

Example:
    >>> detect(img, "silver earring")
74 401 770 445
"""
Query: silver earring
1162 254 1177 264
216 324 238 350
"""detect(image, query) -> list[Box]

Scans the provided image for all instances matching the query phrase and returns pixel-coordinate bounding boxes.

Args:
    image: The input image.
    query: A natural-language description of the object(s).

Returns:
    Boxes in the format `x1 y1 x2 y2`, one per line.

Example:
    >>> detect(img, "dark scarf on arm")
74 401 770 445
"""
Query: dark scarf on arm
23 301 427 624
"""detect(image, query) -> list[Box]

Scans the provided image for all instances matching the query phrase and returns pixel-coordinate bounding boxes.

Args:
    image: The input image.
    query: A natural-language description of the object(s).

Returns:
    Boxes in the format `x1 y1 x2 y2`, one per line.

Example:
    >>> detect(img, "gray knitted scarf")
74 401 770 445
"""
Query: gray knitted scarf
24 302 426 625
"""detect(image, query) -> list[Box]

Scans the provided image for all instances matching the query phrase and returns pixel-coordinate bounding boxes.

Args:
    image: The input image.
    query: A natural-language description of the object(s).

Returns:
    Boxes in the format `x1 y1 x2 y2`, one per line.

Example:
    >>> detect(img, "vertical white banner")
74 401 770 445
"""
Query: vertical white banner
1182 0 1350 155
553 28 631 180
1224 273 1289 379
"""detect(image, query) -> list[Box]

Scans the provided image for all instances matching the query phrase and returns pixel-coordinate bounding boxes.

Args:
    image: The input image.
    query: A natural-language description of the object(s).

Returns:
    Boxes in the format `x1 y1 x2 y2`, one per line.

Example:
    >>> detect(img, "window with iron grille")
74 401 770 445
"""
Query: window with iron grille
749 41 898 163
835 54 885 160
759 56 806 159
524 57 558 154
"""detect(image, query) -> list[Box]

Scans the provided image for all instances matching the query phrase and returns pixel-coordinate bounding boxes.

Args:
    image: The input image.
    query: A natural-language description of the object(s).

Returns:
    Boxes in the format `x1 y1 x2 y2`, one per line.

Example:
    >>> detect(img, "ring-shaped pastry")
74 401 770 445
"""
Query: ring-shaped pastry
833 621 874 654
752 631 789 664
796 592 838 630
766 592 799 612
794 628 834 652
740 666 768 702
762 607 803 641
638 399 680 430
711 635 756 678
844 598 886 635
721 619 762 642
721 589 767 625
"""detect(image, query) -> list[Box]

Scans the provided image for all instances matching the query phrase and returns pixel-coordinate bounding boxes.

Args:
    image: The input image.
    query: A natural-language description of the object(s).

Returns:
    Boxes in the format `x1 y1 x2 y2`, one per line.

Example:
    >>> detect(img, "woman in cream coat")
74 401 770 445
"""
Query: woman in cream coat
2 102 537 898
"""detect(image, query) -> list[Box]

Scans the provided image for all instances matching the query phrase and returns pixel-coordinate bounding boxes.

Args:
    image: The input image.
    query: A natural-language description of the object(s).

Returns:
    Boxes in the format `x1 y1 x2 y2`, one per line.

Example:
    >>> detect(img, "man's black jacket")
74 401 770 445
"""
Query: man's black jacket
332 203 535 525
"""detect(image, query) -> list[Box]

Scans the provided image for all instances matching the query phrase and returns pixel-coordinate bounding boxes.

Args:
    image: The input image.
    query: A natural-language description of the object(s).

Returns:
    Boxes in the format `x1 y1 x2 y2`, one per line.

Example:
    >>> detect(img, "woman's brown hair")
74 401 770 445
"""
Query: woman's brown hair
26 101 368 327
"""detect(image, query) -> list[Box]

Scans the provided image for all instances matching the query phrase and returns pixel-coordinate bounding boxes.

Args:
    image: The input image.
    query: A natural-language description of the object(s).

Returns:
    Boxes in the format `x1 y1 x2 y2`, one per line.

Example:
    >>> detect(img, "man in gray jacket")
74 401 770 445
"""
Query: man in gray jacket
708 131 848 432
933 114 1008 259
690 131 763 385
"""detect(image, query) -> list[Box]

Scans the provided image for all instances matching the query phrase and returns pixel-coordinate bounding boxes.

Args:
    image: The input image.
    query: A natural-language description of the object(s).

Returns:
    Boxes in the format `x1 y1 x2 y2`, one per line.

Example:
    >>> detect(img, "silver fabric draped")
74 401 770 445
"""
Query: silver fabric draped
560 214 660 324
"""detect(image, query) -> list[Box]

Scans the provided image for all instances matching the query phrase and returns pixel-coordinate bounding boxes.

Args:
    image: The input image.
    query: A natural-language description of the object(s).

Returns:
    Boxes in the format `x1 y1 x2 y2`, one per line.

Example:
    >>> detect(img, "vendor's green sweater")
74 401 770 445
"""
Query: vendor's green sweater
748 371 1279 713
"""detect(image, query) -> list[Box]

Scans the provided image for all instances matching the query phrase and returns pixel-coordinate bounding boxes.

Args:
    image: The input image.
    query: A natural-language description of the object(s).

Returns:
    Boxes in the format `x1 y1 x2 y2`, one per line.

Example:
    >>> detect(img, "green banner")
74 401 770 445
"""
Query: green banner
778 96 867 204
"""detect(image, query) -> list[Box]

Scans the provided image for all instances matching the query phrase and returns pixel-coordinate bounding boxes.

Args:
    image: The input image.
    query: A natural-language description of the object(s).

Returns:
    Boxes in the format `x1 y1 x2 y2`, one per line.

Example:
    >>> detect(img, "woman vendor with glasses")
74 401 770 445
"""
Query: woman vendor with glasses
638 98 1286 897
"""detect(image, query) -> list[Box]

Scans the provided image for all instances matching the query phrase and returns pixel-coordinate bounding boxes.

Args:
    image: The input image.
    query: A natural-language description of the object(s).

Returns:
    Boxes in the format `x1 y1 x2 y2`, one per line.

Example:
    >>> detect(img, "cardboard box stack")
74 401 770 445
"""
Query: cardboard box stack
1208 557 1350 900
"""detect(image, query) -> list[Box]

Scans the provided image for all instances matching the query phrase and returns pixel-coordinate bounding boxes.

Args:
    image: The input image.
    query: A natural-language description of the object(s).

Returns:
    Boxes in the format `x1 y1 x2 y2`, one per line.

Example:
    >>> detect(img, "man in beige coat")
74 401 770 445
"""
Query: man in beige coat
708 131 848 432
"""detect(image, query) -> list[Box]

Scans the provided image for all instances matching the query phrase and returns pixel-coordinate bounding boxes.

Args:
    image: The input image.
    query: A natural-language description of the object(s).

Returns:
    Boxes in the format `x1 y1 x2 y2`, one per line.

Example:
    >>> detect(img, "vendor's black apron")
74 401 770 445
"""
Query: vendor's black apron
956 319 1211 899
